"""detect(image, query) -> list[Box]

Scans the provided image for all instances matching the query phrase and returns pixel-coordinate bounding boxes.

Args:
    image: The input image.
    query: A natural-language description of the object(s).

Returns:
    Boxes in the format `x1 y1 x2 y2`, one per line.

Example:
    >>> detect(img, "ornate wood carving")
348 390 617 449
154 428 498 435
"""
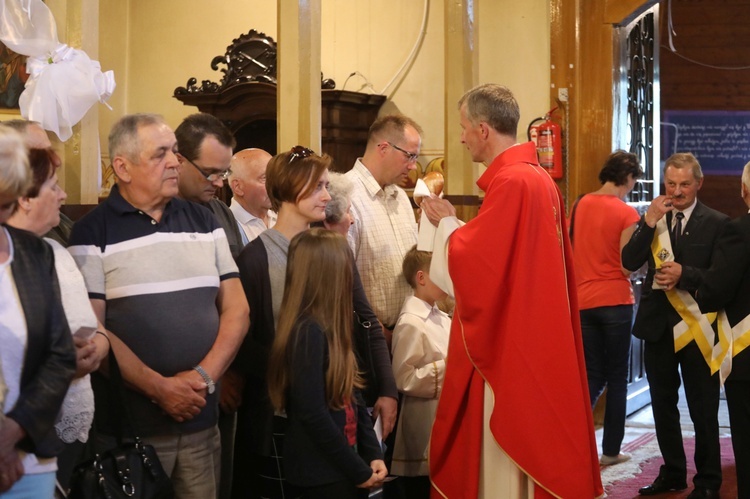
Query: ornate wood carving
174 29 334 97
173 28 384 174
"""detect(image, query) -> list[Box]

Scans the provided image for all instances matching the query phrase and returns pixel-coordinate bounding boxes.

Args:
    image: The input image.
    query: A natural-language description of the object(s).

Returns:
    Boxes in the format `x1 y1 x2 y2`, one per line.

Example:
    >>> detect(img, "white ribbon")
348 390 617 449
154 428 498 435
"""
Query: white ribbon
21 43 116 141
0 0 115 142
0 0 58 56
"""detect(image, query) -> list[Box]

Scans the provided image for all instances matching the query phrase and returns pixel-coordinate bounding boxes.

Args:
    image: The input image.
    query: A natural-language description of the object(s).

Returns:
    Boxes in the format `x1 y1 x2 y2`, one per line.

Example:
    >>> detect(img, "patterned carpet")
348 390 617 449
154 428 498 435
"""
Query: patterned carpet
601 434 736 498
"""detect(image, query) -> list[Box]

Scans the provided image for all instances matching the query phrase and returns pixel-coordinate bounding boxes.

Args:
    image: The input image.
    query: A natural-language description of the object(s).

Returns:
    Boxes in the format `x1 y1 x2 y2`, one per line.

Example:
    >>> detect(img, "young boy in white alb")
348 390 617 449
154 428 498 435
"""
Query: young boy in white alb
390 245 451 498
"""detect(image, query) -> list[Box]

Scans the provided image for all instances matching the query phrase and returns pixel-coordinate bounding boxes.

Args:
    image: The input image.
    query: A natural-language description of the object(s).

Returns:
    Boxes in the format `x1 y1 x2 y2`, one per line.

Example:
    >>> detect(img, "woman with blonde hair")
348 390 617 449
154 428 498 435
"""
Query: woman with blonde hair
6 144 110 492
0 125 76 496
268 228 385 498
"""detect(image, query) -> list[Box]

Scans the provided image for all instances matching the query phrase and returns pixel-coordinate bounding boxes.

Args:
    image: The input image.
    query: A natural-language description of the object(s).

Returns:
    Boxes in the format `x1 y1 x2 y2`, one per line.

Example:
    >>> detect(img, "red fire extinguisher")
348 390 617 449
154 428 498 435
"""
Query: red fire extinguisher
527 108 563 179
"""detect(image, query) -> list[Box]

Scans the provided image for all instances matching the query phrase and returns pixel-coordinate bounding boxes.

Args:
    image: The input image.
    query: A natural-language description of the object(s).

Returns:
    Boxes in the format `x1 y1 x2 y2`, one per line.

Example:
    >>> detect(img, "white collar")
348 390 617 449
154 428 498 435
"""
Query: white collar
400 295 441 320
353 159 400 199
230 198 264 224
673 198 698 225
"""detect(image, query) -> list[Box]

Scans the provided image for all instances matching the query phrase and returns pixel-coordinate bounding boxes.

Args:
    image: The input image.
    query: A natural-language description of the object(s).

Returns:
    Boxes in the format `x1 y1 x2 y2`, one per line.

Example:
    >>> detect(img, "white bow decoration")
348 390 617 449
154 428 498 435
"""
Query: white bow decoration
0 0 115 141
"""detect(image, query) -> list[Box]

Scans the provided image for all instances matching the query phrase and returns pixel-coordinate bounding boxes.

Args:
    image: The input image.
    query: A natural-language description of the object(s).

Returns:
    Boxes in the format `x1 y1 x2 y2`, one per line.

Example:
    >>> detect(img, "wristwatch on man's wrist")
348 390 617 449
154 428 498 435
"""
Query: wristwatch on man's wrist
192 365 216 394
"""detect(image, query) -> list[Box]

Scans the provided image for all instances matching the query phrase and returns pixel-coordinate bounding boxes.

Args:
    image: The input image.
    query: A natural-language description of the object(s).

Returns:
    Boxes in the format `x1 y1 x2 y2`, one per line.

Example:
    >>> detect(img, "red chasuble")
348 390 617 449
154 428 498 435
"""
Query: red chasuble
430 142 603 499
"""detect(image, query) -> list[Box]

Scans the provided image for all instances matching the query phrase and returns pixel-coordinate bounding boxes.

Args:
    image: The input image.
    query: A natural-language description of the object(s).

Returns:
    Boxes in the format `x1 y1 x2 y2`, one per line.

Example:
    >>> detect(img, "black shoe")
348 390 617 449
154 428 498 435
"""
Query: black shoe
686 488 720 499
638 476 688 495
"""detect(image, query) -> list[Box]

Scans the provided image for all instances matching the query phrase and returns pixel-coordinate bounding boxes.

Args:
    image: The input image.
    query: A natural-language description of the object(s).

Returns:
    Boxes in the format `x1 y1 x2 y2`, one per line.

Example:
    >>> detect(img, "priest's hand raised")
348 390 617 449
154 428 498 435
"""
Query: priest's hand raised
421 195 456 227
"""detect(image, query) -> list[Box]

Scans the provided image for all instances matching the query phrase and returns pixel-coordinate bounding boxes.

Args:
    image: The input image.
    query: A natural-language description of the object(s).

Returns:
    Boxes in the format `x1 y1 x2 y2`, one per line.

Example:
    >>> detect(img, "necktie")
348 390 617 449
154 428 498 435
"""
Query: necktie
673 212 684 248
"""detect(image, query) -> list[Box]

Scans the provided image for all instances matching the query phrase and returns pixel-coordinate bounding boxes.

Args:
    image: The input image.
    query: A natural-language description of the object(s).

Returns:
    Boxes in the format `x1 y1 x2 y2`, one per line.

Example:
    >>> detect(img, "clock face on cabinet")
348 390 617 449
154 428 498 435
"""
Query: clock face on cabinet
235 35 277 82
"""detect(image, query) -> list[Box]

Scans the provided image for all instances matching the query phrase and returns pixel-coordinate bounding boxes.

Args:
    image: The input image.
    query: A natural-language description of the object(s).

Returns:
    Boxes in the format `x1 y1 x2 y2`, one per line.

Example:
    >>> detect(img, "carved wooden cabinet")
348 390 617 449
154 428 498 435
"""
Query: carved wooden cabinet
174 30 385 172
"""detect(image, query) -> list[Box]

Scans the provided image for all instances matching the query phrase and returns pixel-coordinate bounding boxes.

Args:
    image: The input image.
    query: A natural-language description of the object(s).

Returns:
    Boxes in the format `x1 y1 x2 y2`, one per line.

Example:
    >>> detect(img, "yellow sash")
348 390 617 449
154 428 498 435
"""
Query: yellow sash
733 311 750 357
714 310 750 384
715 311 732 384
651 218 724 374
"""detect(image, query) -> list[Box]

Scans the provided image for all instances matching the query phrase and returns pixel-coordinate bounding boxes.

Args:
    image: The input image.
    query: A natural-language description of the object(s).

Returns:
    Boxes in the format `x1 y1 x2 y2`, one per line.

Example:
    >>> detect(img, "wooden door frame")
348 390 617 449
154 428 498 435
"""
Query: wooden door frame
550 0 659 209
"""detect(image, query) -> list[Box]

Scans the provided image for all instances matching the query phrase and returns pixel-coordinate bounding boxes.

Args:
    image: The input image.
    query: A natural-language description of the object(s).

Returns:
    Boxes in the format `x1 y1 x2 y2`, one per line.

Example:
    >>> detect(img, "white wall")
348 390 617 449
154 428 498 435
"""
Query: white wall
95 0 550 192
479 0 551 142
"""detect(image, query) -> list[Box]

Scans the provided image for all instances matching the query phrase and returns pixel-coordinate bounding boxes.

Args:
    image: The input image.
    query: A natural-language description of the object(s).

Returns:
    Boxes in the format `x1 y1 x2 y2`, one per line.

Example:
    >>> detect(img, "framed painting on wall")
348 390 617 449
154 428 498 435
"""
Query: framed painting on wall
0 43 29 110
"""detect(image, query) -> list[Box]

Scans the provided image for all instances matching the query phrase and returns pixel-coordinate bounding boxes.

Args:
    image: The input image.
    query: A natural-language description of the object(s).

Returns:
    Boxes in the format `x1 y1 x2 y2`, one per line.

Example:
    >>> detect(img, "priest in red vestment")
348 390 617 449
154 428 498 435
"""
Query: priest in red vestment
421 84 603 499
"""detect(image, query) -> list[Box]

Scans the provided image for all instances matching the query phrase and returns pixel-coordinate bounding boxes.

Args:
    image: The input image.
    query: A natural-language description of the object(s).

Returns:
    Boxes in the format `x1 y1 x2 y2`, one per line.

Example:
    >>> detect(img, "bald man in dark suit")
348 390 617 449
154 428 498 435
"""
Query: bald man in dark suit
696 160 750 499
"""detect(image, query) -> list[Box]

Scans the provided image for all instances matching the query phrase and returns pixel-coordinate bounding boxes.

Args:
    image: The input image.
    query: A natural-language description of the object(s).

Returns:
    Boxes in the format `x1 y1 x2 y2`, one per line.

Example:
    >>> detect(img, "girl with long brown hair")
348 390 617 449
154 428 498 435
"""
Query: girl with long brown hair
231 146 395 498
268 228 385 498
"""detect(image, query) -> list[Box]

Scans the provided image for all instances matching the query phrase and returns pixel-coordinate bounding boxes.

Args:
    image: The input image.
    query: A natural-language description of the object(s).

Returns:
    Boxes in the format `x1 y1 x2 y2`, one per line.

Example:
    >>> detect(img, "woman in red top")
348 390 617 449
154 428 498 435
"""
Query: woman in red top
572 151 642 466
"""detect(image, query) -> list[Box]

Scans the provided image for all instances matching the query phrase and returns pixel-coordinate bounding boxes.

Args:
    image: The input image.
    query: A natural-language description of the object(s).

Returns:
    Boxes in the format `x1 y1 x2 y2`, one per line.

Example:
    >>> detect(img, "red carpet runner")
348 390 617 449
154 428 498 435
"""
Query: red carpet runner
603 435 735 498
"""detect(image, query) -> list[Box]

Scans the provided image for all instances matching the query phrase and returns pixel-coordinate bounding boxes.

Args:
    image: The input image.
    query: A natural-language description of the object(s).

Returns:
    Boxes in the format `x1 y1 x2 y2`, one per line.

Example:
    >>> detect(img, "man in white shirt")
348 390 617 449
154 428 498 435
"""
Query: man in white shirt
346 115 420 343
228 148 276 244
346 114 420 499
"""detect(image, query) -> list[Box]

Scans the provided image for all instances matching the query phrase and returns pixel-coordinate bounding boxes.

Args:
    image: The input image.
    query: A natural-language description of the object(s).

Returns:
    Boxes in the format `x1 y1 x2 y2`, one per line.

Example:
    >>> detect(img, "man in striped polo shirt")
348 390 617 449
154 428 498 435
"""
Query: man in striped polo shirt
69 113 249 499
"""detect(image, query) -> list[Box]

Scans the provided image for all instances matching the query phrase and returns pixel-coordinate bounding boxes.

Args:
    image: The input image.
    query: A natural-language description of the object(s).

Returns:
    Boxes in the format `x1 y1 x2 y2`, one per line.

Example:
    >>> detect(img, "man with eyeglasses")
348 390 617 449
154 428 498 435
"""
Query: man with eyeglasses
346 115 421 347
345 115 420 494
173 112 249 499
175 113 245 260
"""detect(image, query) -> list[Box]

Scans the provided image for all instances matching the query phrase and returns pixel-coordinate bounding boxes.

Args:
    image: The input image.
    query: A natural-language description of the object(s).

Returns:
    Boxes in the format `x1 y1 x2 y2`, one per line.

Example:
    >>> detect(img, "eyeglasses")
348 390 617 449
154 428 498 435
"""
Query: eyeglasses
387 142 419 163
185 158 232 182
288 145 315 164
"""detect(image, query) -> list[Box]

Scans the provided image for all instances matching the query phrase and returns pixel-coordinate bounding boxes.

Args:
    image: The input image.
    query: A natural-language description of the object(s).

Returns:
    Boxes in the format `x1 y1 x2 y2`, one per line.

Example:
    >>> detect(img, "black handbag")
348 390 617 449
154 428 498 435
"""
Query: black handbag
68 438 173 499
67 349 174 499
